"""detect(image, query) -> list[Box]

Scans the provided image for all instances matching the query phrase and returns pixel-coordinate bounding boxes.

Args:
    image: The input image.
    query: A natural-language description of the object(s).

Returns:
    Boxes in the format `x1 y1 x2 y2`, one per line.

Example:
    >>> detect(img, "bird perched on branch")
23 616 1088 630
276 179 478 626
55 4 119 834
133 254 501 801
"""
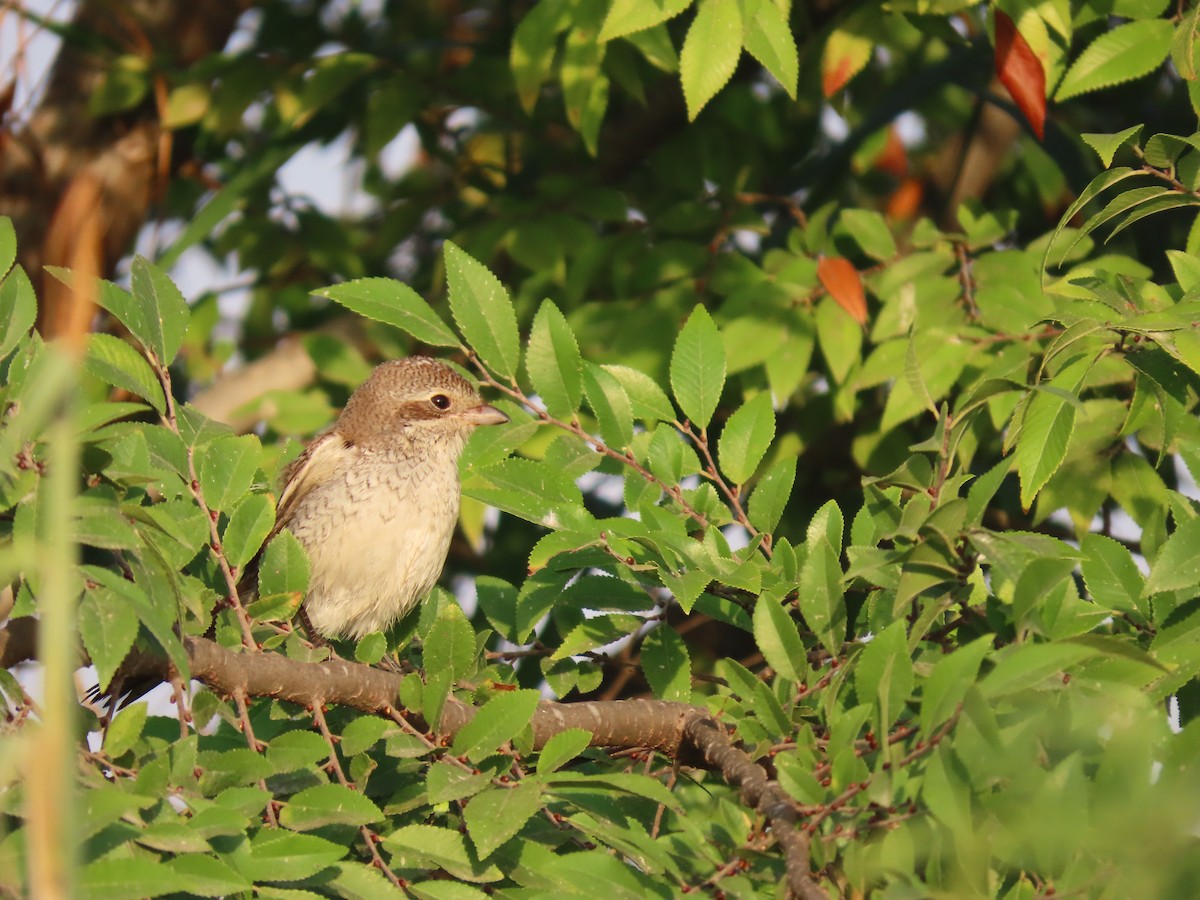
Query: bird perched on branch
270 356 508 640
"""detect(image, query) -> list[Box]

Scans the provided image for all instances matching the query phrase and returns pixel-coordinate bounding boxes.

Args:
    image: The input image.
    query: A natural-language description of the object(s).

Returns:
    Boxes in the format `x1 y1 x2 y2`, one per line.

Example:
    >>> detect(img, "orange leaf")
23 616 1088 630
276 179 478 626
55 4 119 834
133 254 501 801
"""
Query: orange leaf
873 126 908 178
994 9 1045 141
885 177 924 222
817 256 867 326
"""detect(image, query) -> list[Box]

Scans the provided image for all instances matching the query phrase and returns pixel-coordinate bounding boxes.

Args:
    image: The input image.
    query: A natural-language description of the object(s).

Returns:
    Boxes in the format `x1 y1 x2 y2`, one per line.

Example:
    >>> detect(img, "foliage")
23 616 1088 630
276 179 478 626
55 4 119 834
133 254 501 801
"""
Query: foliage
4 0 1200 897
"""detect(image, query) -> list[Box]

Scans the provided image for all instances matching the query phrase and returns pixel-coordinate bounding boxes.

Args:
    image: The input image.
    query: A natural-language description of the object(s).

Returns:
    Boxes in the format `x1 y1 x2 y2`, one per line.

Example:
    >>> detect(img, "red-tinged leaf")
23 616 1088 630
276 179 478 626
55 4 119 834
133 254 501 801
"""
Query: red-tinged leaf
873 126 908 178
821 27 872 98
817 256 867 325
994 10 1045 141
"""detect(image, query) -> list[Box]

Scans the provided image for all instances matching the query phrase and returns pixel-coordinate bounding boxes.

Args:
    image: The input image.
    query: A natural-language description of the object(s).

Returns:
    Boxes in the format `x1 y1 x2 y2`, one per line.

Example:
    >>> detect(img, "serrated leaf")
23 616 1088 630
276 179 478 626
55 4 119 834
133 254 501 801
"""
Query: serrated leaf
641 626 691 701
383 825 503 883
1056 19 1173 102
258 529 311 596
856 620 913 728
78 589 139 691
84 333 166 413
80 858 177 898
1080 533 1146 616
536 727 593 775
425 604 477 684
742 0 797 98
526 299 583 419
582 361 634 448
601 364 676 422
1144 517 1200 596
718 392 775 484
128 255 190 364
1015 387 1076 510
748 455 796 534
0 264 36 359
222 494 275 570
267 730 331 774
464 780 543 858
316 278 459 347
242 831 348 882
599 0 690 42
451 689 540 761
1081 125 1144 167
196 434 262 512
164 856 251 897
680 0 742 120
670 305 726 429
445 242 520 380
105 701 148 758
752 590 806 682
0 216 15 277
798 537 844 656
920 636 992 734
279 783 382 830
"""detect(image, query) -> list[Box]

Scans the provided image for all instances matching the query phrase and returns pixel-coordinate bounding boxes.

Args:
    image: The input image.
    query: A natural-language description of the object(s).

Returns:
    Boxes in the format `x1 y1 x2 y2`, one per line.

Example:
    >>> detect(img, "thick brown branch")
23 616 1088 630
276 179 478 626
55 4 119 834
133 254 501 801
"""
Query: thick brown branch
683 717 827 900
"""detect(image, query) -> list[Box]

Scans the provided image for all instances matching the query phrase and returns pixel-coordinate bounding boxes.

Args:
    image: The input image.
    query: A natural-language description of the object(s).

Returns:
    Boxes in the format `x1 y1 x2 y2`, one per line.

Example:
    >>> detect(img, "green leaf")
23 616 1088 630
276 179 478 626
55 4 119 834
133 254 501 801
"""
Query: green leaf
266 730 330 774
78 589 139 692
451 689 540 761
980 641 1098 698
920 636 992 734
670 305 726 429
680 0 742 120
511 1 572 112
164 855 252 897
258 529 311 596
641 626 692 701
526 299 583 419
814 295 862 384
128 255 190 364
536 727 593 775
241 830 348 882
424 603 477 683
748 455 796 533
1056 19 1174 102
1016 387 1077 510
838 208 897 261
0 216 15 277
856 620 913 728
316 278 459 347
741 0 797 98
444 241 520 380
0 265 36 359
340 716 396 757
383 825 503 883
582 361 634 448
797 537 844 656
600 0 690 42
475 575 518 642
602 364 676 422
1081 125 1144 167
221 493 275 570
104 701 148 758
718 392 776 484
1080 533 1147 616
463 779 543 858
84 333 166 413
279 783 383 830
80 858 178 899
196 434 262 512
1144 517 1200 596
752 590 806 683
561 25 610 155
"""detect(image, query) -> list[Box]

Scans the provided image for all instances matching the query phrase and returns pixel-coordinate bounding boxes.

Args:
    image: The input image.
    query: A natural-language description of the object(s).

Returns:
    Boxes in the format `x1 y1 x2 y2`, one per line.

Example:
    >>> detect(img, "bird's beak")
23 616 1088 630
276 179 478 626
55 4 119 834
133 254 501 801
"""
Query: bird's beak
462 404 509 427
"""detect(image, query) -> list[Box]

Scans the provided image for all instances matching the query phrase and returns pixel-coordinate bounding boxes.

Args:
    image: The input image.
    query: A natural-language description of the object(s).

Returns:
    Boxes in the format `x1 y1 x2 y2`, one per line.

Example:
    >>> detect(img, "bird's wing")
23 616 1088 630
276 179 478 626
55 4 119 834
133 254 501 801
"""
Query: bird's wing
274 429 354 529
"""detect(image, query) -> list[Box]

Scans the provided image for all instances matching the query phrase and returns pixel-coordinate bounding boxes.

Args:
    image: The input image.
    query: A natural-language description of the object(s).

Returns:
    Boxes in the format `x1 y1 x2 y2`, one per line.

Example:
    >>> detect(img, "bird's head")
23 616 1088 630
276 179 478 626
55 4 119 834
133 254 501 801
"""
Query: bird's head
336 357 509 450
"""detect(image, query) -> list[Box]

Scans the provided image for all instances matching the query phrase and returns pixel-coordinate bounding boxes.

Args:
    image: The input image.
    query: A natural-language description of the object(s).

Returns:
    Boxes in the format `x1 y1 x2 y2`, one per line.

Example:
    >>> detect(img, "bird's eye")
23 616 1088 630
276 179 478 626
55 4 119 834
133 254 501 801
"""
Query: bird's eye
430 394 451 411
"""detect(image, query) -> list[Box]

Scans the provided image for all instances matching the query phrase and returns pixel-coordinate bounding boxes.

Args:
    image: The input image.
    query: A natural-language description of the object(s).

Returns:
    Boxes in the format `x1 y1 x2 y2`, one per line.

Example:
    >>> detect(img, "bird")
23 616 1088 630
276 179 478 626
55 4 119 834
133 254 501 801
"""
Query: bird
269 356 509 640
